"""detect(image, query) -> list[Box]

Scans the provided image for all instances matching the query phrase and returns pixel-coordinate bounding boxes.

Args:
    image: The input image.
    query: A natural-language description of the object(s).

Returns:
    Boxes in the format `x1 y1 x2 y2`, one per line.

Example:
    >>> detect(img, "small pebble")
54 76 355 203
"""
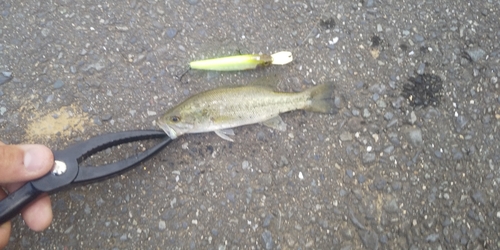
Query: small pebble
414 34 425 42
46 94 54 103
256 131 266 141
263 214 273 228
409 111 417 124
362 153 376 163
376 99 386 108
384 199 399 213
362 108 371 118
417 63 426 74
41 28 50 37
120 234 127 241
455 115 468 131
471 191 485 205
357 174 366 184
53 79 64 89
242 161 250 170
392 181 402 191
360 230 379 250
465 47 486 62
383 145 394 154
406 127 423 147
261 230 274 250
426 233 439 242
346 169 354 178
101 113 112 121
93 117 102 125
384 112 393 120
166 28 177 38
0 71 13 85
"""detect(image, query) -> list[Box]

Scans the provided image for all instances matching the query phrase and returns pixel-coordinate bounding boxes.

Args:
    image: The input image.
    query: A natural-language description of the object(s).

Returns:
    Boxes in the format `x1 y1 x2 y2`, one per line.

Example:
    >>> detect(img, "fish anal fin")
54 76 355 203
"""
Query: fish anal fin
262 116 287 131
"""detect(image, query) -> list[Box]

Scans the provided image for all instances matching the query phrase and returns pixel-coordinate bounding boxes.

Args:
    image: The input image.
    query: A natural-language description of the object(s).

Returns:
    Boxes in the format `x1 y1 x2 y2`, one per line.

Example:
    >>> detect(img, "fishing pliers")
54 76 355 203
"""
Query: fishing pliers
0 130 172 225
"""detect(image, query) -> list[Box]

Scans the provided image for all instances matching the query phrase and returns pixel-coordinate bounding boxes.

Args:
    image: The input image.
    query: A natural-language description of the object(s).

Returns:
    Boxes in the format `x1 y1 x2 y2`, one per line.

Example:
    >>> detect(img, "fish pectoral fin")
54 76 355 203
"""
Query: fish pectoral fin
214 129 235 142
262 116 287 132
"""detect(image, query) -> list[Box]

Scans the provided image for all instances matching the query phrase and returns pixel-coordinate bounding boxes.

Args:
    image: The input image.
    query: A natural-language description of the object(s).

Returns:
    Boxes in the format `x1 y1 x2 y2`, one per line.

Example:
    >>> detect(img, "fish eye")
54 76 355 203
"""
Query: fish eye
170 115 181 122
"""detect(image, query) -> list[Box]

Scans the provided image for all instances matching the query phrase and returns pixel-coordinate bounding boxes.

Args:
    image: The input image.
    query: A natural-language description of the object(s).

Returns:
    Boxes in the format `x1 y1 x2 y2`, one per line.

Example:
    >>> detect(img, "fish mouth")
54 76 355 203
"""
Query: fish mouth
158 122 178 139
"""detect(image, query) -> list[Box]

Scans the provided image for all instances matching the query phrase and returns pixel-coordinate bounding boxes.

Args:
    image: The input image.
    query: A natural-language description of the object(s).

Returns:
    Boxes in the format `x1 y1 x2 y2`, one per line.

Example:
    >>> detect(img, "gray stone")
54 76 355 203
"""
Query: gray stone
465 47 486 62
414 34 424 42
166 28 177 38
472 191 485 205
101 113 112 121
360 230 379 250
0 71 13 85
384 199 399 213
362 153 376 163
426 233 439 242
159 220 166 230
417 63 425 74
346 169 354 178
242 160 250 170
383 112 393 121
406 127 423 147
261 230 273 250
53 79 64 89
340 132 353 141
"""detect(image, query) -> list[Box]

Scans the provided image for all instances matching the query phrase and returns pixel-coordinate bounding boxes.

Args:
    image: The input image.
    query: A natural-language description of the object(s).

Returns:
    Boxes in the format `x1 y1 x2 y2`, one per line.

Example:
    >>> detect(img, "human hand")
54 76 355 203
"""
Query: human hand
0 142 54 249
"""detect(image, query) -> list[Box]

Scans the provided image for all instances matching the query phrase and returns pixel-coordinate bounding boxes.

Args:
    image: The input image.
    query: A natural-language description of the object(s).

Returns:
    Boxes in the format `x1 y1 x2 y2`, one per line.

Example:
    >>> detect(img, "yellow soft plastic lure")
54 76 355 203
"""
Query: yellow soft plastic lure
189 51 293 71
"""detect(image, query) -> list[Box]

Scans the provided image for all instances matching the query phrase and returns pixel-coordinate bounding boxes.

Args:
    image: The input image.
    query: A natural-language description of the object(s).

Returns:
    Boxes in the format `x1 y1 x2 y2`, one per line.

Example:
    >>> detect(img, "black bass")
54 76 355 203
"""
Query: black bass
158 82 335 141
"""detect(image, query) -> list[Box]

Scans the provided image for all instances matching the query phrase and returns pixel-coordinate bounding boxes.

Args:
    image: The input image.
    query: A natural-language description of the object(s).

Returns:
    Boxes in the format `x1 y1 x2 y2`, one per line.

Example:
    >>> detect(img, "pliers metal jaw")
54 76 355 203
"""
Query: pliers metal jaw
0 130 171 225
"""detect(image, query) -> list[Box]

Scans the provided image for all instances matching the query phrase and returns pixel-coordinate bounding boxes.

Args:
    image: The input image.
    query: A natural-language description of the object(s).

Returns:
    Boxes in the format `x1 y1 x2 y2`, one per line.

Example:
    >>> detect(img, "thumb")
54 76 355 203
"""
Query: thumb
0 145 54 184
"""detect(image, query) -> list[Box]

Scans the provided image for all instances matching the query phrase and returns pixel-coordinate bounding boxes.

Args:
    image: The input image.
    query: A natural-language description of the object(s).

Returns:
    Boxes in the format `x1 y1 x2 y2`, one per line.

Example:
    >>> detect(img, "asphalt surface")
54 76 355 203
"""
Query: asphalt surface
1 0 499 249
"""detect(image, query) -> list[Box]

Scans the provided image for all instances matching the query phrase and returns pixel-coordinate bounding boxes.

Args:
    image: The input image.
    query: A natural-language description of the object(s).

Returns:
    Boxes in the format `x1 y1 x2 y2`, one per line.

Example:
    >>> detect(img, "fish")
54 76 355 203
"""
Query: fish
189 51 293 71
157 80 336 141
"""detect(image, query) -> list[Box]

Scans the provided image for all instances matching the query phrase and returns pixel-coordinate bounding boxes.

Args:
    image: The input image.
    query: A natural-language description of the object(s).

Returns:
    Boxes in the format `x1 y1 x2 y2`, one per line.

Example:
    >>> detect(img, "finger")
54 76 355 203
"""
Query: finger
0 188 12 249
21 194 53 232
0 145 54 184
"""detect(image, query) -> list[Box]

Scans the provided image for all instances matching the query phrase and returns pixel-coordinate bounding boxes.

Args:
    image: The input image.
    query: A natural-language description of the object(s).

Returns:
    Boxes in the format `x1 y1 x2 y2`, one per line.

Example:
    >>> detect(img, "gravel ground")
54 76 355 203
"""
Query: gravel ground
1 0 499 249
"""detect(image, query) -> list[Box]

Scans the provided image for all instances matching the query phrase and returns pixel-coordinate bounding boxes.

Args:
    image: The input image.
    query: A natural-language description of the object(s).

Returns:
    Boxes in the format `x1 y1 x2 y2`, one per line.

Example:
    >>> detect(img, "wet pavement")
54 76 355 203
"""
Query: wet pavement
1 0 499 249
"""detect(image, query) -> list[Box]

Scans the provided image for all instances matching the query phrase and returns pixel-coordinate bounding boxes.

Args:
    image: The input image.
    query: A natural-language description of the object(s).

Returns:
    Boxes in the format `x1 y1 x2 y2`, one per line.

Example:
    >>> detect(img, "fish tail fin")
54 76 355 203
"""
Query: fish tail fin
304 83 337 114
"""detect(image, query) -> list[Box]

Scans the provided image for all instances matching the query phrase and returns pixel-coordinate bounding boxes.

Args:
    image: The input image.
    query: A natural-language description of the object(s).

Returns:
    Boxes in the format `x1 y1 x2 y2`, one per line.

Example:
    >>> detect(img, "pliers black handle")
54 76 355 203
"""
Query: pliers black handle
0 130 171 225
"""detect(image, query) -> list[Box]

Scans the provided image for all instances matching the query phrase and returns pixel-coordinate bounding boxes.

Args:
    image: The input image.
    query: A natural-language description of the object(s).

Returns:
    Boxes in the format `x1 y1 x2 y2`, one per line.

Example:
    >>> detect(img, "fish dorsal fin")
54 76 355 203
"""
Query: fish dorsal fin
247 75 281 90
214 129 235 142
261 116 287 131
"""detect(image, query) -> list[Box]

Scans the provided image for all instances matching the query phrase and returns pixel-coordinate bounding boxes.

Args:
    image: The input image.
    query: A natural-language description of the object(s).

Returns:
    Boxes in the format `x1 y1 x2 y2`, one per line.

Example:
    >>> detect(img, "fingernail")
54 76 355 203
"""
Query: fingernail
24 148 41 172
